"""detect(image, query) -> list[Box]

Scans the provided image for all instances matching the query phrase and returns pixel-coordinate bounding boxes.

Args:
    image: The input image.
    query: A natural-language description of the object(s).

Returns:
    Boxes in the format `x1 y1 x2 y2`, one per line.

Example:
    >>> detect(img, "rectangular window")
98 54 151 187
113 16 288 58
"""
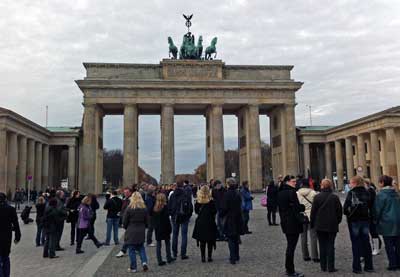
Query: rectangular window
378 140 381 151
273 116 278 130
367 166 371 178
352 145 356 155
365 142 368 154
380 166 383 175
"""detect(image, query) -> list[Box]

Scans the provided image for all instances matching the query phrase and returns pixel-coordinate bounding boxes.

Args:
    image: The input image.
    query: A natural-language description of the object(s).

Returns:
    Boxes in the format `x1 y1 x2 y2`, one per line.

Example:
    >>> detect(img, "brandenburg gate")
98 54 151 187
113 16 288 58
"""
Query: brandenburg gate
76 59 303 193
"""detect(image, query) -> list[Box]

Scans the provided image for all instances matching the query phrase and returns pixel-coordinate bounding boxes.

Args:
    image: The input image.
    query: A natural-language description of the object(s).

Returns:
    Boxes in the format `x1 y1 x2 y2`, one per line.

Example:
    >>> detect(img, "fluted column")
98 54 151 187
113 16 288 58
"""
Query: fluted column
357 134 366 176
370 131 381 185
303 143 311 175
27 139 35 185
345 137 354 180
161 104 175 184
335 140 344 190
0 129 7 192
123 104 138 186
35 142 42 189
42 144 49 189
82 104 97 193
285 104 298 175
17 136 27 188
385 128 398 180
7 132 18 194
68 145 76 190
325 142 332 179
248 104 262 190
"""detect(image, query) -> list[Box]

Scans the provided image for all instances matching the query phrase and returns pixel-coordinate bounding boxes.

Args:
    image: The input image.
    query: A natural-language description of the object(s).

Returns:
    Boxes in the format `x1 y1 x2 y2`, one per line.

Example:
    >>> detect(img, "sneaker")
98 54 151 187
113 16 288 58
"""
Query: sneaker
147 243 156 247
127 268 137 273
142 263 149 272
116 251 126 258
372 248 380 256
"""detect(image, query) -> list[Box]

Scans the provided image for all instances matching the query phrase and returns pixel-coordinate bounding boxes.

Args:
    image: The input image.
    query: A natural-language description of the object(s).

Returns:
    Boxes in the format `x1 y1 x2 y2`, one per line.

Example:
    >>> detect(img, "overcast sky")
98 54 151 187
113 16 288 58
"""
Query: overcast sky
1 0 399 179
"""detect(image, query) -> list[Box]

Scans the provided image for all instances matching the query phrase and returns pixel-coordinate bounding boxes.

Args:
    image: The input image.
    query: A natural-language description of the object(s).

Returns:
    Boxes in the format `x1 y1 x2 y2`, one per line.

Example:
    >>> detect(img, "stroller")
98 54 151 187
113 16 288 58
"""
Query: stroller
21 205 34 224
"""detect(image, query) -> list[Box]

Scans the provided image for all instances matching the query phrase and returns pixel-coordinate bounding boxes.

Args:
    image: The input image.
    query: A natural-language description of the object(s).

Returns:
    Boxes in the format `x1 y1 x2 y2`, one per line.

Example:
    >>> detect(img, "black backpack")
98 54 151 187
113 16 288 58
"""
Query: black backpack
176 196 192 223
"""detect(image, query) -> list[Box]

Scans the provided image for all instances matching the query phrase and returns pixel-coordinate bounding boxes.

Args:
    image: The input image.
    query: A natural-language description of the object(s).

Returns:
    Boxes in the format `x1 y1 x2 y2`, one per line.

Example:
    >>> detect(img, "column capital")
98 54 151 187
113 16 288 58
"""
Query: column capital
124 103 137 108
162 103 174 108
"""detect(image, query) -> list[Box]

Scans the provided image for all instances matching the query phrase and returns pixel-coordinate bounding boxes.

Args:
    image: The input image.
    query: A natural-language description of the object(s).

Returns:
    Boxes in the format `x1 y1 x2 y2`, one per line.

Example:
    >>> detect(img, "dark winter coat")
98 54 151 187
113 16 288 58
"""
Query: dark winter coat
212 187 226 212
168 187 193 223
104 196 123 218
35 203 46 224
90 195 99 220
373 187 400 236
343 186 373 223
66 197 82 223
42 206 61 234
145 193 156 217
0 201 21 257
153 206 172 241
266 182 279 208
278 184 305 234
123 208 148 245
310 189 342 233
220 187 244 238
192 200 218 242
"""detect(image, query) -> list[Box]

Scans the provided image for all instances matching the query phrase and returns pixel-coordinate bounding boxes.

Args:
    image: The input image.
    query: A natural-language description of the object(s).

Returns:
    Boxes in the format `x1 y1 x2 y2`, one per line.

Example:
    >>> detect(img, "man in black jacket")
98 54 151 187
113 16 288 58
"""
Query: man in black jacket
278 175 305 277
343 176 374 274
104 190 123 246
168 180 193 260
0 192 21 277
212 180 226 240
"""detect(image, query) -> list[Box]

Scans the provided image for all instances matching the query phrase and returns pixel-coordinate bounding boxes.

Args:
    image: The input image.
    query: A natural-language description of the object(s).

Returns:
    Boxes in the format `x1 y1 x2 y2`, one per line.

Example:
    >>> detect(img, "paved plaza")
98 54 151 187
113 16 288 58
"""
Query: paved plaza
7 194 399 277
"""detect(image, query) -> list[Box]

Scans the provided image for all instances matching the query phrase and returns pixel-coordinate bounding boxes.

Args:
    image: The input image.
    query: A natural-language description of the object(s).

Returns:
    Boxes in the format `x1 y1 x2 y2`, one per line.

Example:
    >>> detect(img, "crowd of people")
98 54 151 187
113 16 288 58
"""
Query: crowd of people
0 172 400 276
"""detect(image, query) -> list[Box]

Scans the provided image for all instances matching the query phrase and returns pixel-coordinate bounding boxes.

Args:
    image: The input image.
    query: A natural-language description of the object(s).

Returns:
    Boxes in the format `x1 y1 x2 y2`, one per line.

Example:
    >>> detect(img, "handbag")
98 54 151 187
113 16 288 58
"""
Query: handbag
260 196 268 207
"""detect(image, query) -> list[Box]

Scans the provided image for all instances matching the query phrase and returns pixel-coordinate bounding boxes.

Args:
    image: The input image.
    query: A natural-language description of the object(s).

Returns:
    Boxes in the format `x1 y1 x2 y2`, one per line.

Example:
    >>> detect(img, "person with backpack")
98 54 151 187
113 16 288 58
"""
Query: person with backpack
212 180 226 241
310 179 342 273
168 180 193 260
66 190 82 246
373 175 400 271
220 178 244 265
192 185 218 262
42 198 61 258
153 192 174 266
144 185 156 247
266 180 279 226
103 190 123 246
343 175 374 274
297 179 319 262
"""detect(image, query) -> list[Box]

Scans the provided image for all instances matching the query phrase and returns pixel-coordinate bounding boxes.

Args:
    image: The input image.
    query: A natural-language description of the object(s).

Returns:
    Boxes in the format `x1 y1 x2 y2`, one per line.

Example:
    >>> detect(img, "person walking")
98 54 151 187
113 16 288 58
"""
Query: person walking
278 175 305 277
373 175 400 271
35 196 46 247
88 193 99 236
192 185 218 263
240 181 254 234
365 179 382 256
310 179 342 273
42 198 61 258
144 185 156 247
66 190 82 246
221 178 244 265
153 193 174 266
13 188 23 210
54 190 67 251
266 180 279 226
116 187 134 258
343 175 374 274
76 196 103 254
103 190 123 246
168 180 193 260
212 180 226 241
123 192 149 273
0 192 21 277
297 179 319 262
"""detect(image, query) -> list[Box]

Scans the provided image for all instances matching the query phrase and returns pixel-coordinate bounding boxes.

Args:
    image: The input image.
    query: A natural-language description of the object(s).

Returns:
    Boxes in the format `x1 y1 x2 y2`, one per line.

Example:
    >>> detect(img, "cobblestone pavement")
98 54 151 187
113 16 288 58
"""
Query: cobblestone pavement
95 194 398 277
10 197 117 277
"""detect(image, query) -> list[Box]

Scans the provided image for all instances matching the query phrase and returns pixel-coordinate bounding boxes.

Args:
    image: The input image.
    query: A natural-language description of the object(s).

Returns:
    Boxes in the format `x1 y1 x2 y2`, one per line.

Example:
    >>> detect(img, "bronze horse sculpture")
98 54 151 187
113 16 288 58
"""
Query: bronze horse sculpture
205 37 218 60
168 37 178 59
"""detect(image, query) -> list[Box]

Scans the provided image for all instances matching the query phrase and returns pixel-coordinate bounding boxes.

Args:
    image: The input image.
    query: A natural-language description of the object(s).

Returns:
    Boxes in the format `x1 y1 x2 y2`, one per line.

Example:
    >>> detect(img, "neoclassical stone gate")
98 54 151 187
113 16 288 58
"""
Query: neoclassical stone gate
76 59 302 193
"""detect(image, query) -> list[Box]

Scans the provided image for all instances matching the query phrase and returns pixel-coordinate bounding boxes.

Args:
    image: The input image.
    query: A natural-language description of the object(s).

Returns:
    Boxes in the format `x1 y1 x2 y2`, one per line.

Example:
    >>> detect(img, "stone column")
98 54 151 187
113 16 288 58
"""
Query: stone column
123 104 138 186
17 136 27 189
82 104 97 193
335 140 344 190
68 145 76 190
27 139 35 185
42 144 49 189
357 134 366 176
394 128 400 182
285 104 298 175
385 128 398 180
34 142 42 189
248 104 262 190
369 131 381 185
325 142 332 179
7 132 18 194
303 143 311 175
280 107 287 174
161 104 175 184
345 137 354 180
0 129 7 192
206 105 225 183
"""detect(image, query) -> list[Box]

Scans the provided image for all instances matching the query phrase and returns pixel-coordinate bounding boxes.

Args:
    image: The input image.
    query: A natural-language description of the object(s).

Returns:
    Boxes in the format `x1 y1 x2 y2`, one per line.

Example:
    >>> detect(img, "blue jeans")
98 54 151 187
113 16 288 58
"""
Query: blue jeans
383 236 400 269
348 221 373 271
106 217 119 244
172 219 189 257
216 211 225 239
36 223 45 246
0 256 10 277
127 244 148 270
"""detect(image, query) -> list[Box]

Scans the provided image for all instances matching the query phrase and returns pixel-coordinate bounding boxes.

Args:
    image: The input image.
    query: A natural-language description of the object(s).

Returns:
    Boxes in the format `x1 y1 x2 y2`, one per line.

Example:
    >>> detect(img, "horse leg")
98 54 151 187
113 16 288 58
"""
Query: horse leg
214 51 217 59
